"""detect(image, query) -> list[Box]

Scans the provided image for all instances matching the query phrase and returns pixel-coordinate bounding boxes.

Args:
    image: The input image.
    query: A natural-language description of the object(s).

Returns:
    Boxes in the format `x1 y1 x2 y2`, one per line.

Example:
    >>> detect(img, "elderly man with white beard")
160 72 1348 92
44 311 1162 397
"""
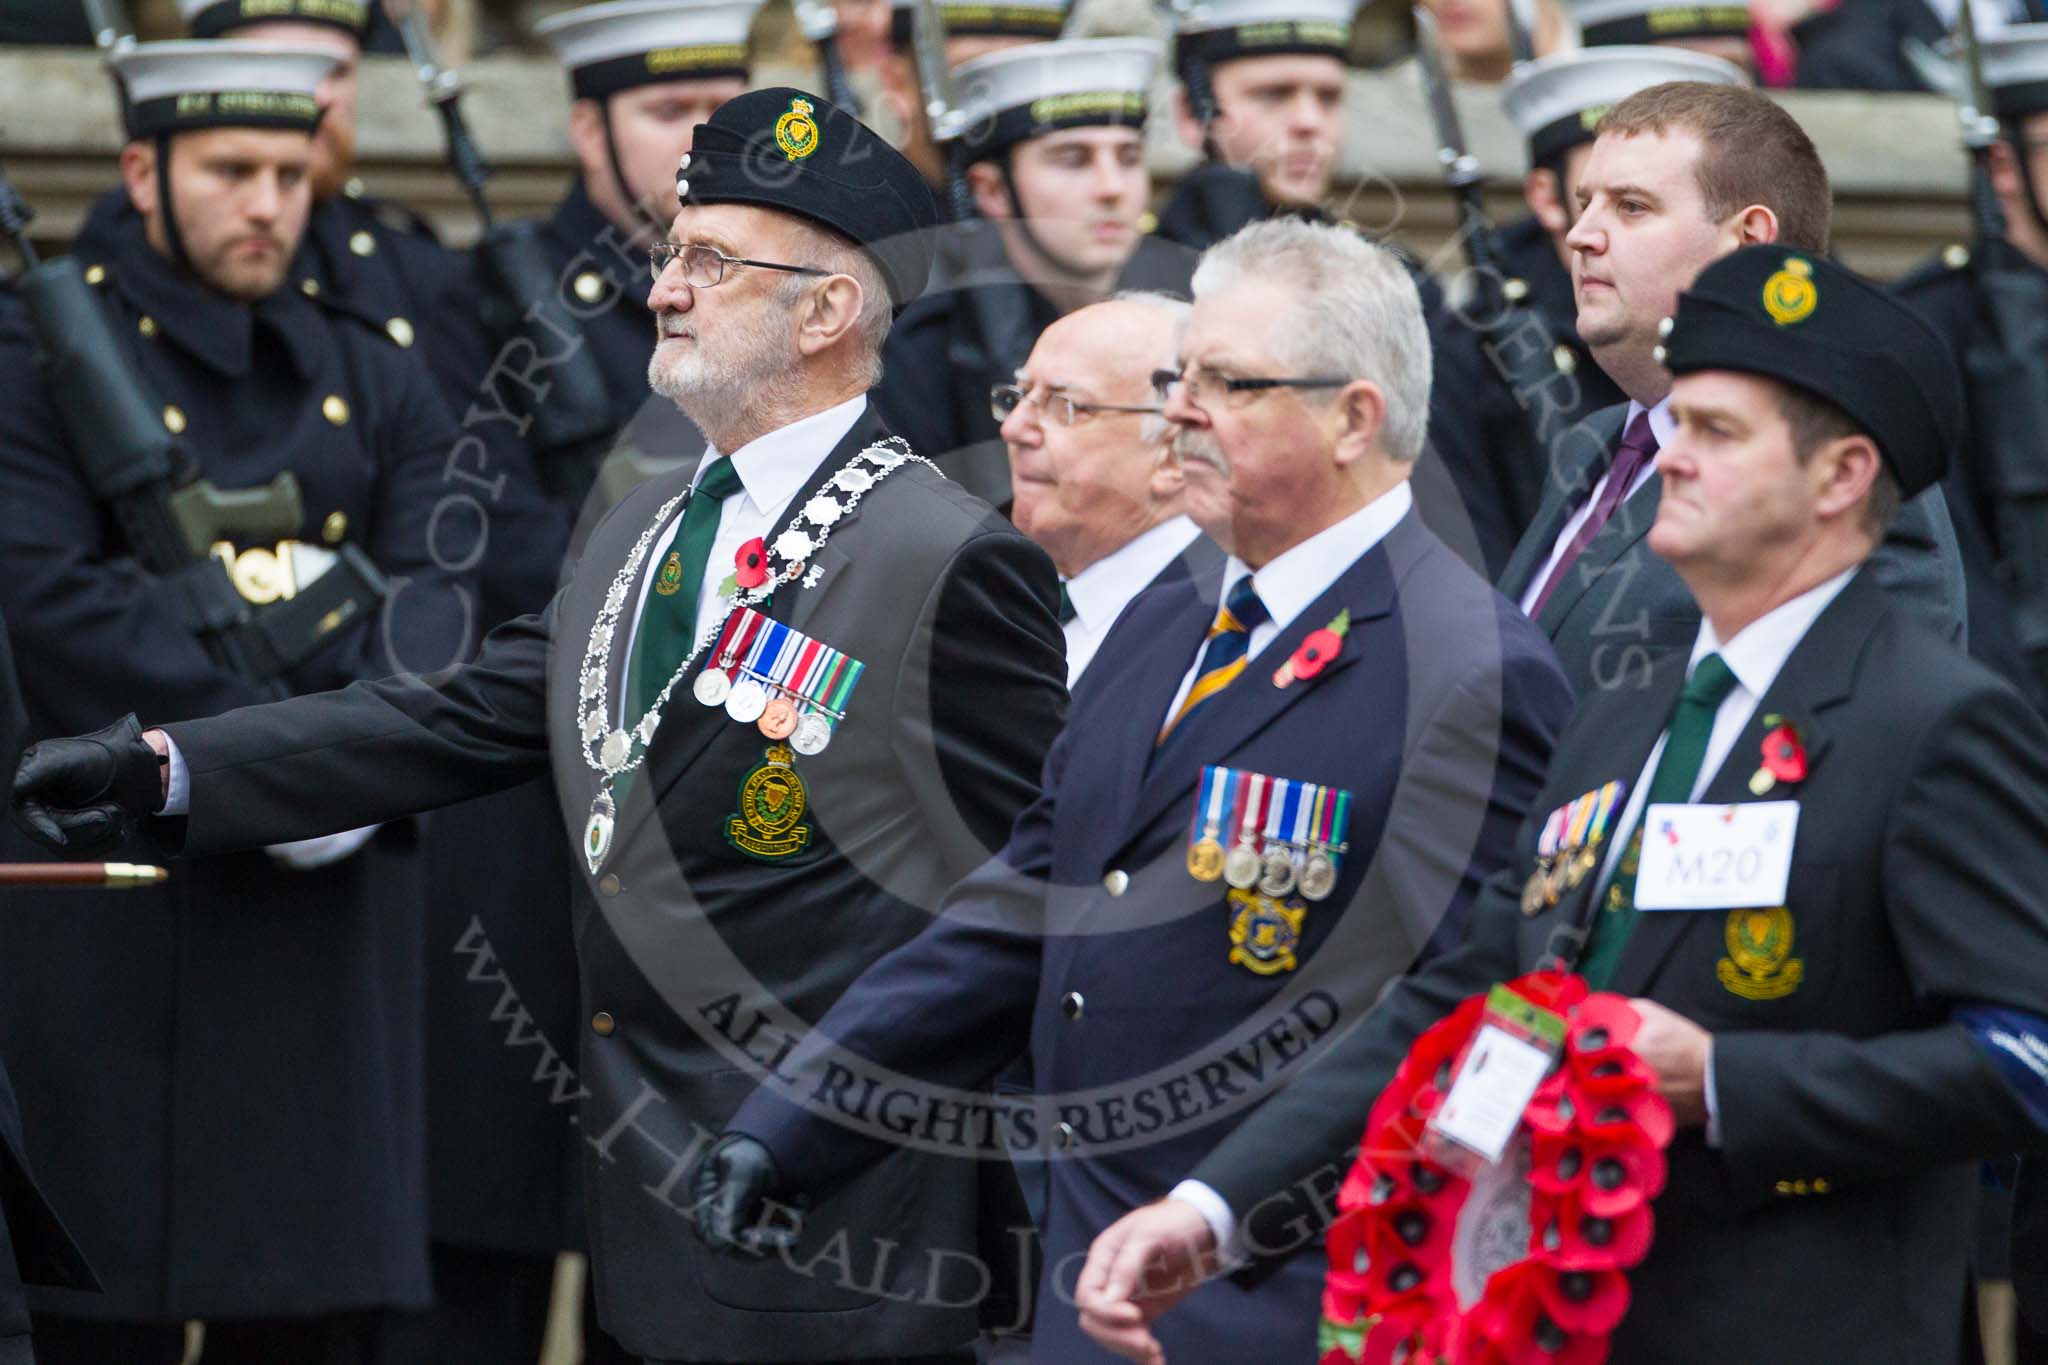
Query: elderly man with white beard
12 89 1069 1365
691 215 1574 1364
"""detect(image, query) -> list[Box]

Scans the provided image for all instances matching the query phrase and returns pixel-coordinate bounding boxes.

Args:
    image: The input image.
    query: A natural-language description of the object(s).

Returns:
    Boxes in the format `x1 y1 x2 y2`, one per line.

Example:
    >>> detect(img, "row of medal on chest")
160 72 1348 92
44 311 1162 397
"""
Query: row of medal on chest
690 606 868 757
1187 765 1355 903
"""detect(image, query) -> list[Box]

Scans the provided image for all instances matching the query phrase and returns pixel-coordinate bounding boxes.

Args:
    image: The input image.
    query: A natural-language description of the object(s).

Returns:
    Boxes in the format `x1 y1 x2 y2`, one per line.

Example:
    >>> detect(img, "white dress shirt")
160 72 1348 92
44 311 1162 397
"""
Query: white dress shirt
1160 483 1414 727
163 397 872 819
617 396 868 724
1173 566 1860 1258
1518 396 1675 617
1061 515 1202 686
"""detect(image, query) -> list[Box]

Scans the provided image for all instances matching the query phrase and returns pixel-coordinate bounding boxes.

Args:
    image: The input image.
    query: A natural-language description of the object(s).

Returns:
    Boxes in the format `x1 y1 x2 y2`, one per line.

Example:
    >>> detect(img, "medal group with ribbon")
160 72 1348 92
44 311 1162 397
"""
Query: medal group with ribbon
1187 765 1352 901
574 439 930 874
694 606 864 756
1521 781 1625 917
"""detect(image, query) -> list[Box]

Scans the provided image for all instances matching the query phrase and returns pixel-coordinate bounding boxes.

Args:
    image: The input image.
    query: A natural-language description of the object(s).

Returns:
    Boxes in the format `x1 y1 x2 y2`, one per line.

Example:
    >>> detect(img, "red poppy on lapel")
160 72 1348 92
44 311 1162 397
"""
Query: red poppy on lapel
733 537 769 590
1276 609 1352 688
1750 716 1807 795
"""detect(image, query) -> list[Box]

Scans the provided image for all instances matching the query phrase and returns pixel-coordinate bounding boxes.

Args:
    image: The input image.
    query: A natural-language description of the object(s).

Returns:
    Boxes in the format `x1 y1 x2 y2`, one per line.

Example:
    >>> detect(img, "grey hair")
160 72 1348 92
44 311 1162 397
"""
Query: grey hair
1109 290 1191 446
1188 218 1433 462
779 219 894 388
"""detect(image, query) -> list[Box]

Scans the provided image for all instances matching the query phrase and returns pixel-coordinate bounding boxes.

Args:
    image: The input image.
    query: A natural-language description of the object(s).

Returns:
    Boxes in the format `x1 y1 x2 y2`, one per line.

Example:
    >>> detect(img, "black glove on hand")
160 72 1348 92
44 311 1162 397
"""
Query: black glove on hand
11 713 163 854
690 1134 798 1256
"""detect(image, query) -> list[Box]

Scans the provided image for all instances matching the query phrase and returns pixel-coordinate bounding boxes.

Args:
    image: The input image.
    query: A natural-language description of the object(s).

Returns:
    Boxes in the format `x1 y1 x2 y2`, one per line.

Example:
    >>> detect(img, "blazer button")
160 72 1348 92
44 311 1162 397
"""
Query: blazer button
1812 1178 1831 1194
1102 870 1129 896
1055 1121 1077 1150
1792 1180 1810 1196
1061 991 1084 1020
1774 1180 1794 1196
598 874 622 897
591 1011 615 1036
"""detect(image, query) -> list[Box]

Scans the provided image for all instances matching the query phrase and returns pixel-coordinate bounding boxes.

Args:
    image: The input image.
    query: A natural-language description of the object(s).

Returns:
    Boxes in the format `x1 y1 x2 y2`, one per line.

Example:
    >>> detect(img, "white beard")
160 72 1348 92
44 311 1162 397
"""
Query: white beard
647 292 798 439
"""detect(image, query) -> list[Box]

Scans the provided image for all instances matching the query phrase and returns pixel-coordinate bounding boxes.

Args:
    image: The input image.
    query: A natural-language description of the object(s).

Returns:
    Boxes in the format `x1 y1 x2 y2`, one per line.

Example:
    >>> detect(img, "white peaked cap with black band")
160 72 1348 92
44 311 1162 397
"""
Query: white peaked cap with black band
1567 0 1752 48
948 36 1160 157
1982 23 2048 119
535 0 762 99
888 0 1071 43
176 0 369 40
111 39 337 139
1502 45 1746 167
1171 0 1355 77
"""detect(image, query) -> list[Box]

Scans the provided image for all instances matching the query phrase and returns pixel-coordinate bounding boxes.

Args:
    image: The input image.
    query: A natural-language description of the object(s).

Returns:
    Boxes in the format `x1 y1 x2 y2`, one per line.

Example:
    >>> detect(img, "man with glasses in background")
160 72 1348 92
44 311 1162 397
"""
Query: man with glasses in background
991 292 1217 686
694 216 1573 1365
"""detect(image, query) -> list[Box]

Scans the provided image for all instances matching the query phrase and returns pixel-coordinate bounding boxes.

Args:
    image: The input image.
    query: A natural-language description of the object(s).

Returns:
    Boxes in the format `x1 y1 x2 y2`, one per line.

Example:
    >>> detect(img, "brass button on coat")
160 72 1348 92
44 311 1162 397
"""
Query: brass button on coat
162 405 186 434
598 874 621 897
300 277 320 297
385 317 414 348
1061 991 1084 1020
137 315 157 338
1055 1121 1077 1150
349 229 377 257
573 271 605 304
591 1011 615 1036
1102 870 1129 896
322 395 350 426
84 264 106 285
322 510 349 545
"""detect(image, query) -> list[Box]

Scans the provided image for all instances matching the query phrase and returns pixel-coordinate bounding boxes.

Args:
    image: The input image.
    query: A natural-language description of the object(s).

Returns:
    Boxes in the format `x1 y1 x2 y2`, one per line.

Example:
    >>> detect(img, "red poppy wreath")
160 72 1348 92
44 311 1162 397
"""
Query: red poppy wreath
1319 973 1674 1365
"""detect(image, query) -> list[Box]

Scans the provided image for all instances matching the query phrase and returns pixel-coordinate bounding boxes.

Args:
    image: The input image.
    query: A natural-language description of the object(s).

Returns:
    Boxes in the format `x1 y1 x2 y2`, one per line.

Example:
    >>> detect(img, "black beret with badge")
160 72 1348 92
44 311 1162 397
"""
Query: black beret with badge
1658 244 1963 497
675 86 941 307
535 0 762 101
178 0 369 41
110 39 337 139
1500 45 1745 169
949 36 1160 162
1568 0 1751 48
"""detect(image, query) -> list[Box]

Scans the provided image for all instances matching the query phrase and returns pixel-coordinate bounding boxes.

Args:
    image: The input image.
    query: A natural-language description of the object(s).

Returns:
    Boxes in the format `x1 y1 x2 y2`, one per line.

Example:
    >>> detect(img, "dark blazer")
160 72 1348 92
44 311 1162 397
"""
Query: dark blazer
1495 402 1969 695
0 198 478 1321
1192 569 2048 1365
158 406 1070 1361
729 508 1574 1364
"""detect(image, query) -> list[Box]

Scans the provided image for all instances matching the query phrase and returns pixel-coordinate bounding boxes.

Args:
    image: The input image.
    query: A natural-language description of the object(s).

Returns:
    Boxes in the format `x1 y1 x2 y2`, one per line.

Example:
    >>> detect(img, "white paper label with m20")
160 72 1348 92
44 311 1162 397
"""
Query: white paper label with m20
1430 1024 1553 1163
1631 800 1800 911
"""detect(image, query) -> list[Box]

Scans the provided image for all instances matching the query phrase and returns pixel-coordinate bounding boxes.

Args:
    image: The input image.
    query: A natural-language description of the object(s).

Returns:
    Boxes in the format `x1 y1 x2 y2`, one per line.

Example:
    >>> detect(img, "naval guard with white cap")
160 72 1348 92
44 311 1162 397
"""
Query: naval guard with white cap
0 39 480 1365
1568 0 1759 72
874 34 1163 506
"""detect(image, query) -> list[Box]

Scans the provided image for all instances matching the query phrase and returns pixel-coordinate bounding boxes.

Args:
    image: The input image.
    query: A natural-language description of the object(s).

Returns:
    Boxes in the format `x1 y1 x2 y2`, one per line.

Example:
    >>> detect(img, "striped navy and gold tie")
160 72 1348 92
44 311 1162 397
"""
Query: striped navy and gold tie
1160 575 1270 741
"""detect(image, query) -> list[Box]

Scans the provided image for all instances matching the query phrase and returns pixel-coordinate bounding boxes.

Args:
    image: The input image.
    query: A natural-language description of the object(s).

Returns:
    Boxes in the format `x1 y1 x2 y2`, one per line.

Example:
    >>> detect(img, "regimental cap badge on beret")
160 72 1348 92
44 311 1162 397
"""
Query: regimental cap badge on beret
775 95 820 161
1663 245 1963 497
1760 256 1816 326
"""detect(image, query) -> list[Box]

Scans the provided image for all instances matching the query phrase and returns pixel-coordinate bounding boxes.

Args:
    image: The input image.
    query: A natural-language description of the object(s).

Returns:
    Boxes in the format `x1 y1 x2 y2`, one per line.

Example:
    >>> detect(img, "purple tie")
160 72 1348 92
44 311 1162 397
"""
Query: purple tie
1528 410 1659 619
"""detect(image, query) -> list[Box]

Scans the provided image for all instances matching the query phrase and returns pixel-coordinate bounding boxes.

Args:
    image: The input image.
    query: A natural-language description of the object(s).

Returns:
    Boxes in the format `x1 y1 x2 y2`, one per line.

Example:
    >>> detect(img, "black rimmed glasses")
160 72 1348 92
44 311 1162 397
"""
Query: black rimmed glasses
990 382 1164 428
648 241 831 287
1150 365 1349 410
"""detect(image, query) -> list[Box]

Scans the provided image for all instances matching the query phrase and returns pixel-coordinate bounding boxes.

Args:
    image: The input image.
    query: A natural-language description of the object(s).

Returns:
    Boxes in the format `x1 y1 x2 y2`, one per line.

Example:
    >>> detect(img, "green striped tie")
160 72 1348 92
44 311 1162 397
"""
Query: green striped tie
1578 652 1740 990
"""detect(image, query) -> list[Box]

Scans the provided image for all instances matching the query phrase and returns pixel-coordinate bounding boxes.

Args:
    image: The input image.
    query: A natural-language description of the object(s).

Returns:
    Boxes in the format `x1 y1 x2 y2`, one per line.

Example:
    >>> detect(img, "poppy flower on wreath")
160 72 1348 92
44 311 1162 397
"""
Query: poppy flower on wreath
1750 715 1807 795
733 536 769 590
1320 972 1674 1365
1276 609 1352 688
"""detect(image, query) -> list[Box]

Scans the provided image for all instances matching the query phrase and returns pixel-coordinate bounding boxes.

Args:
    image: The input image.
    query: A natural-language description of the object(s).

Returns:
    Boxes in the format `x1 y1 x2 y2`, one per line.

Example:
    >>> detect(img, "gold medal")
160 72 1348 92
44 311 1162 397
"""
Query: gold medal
1187 832 1226 882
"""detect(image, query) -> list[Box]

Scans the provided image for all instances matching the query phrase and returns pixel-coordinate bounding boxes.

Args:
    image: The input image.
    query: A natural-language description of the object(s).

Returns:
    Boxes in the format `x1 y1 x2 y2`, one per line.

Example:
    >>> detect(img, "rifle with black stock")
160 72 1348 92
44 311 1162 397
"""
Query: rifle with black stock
793 0 860 114
1413 10 1586 459
0 169 383 695
1951 0 2048 692
389 0 616 509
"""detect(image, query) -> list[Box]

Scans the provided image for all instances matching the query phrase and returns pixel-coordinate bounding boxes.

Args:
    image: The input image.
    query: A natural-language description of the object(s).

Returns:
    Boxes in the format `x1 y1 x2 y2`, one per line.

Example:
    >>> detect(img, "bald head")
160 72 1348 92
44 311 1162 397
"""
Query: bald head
1000 295 1187 577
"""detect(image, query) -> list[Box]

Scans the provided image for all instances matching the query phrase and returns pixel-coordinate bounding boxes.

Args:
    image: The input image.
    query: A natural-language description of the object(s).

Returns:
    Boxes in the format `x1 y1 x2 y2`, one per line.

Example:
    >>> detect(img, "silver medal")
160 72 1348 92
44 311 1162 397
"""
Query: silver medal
1299 850 1337 901
1258 845 1299 898
791 710 834 756
1223 842 1262 890
584 790 617 874
693 667 732 706
725 678 768 724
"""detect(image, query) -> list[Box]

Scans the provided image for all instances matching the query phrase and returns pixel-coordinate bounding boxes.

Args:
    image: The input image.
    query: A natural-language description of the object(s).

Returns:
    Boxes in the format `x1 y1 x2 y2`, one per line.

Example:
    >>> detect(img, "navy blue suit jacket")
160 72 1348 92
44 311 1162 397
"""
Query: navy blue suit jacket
732 508 1573 1363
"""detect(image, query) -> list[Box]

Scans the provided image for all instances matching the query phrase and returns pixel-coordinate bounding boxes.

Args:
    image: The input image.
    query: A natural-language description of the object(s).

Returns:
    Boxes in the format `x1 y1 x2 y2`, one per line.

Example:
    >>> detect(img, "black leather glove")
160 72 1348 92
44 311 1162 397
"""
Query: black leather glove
11 713 163 855
690 1134 798 1256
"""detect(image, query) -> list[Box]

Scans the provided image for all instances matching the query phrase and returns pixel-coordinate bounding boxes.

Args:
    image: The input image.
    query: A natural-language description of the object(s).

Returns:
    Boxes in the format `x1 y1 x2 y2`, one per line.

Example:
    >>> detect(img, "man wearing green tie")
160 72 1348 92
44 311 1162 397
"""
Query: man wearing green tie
1073 247 2048 1365
12 89 1068 1364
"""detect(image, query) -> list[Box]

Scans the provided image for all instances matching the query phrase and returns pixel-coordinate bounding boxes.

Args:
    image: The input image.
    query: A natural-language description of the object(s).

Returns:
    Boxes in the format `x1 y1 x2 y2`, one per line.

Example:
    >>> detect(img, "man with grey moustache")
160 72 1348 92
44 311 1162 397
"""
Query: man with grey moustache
697 215 1574 1365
